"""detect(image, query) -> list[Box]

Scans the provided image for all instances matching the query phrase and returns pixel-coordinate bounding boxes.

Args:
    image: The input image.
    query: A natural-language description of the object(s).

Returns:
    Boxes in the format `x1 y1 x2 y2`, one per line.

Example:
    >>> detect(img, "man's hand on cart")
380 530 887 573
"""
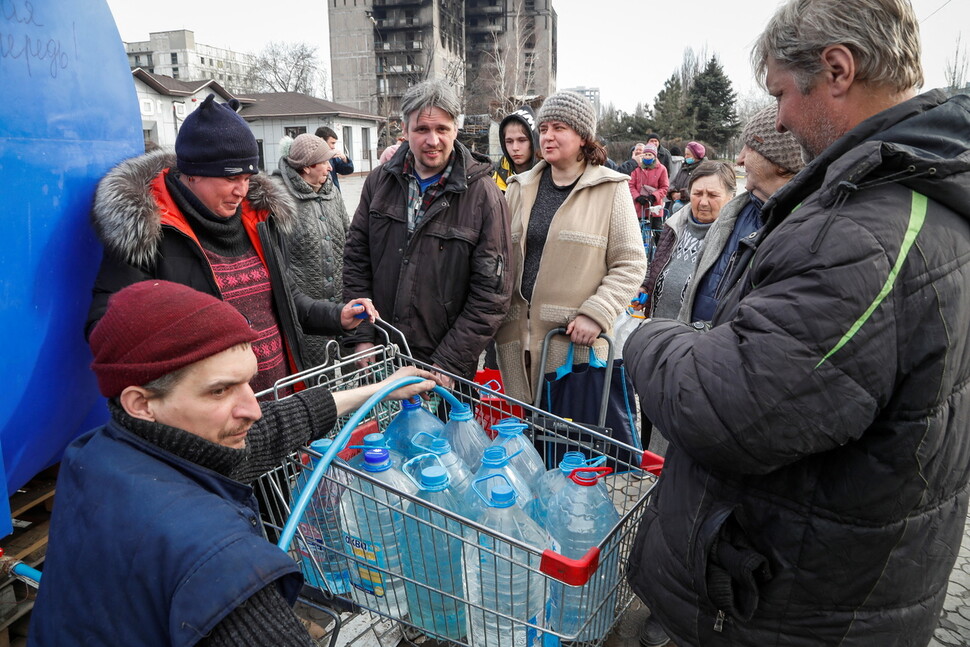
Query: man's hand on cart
341 298 379 329
331 366 439 415
432 364 455 389
566 314 602 346
384 367 441 400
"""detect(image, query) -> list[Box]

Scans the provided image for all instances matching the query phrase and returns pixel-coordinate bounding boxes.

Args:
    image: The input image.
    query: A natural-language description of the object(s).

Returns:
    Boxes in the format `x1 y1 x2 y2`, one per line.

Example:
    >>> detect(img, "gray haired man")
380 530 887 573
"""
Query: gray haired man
625 0 970 645
343 80 513 387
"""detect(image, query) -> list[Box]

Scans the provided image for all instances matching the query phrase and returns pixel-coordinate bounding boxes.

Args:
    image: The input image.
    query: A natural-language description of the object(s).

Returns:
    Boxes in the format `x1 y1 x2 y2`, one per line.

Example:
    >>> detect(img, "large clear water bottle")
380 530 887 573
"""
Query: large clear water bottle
291 438 351 594
489 418 545 489
528 451 588 529
346 432 406 470
543 467 621 642
340 448 417 619
409 433 474 496
383 396 445 459
464 482 548 647
402 466 467 641
466 446 534 519
440 402 490 469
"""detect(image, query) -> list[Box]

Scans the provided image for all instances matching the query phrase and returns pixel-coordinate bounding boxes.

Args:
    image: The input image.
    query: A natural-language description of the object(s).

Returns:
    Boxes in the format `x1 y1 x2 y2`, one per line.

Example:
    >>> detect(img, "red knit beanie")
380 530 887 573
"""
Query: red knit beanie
89 281 258 397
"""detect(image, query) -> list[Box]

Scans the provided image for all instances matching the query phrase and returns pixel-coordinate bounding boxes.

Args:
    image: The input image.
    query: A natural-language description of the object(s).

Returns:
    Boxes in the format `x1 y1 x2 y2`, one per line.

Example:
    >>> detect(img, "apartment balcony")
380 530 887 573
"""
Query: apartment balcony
466 23 503 34
381 64 425 75
376 16 424 30
372 0 424 6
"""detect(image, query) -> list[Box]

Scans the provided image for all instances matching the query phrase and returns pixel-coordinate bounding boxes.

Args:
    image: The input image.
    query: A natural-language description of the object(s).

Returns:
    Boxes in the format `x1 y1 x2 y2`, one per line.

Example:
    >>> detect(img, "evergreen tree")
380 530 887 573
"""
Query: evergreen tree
652 74 694 140
686 57 740 152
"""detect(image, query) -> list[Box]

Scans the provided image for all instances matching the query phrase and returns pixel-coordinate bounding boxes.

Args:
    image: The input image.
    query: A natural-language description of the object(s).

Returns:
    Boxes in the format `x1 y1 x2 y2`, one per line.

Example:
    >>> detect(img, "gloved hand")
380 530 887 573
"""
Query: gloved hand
647 194 658 205
635 195 649 206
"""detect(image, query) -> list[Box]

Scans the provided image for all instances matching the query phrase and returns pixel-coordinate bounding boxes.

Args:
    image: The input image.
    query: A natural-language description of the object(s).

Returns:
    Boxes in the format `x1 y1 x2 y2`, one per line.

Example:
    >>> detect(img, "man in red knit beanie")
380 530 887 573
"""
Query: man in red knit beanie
32 280 436 646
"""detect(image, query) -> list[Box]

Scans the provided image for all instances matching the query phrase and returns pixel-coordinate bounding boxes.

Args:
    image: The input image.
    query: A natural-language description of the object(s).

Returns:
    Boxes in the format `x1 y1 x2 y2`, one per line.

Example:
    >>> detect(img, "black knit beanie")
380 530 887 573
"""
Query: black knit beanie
176 95 259 177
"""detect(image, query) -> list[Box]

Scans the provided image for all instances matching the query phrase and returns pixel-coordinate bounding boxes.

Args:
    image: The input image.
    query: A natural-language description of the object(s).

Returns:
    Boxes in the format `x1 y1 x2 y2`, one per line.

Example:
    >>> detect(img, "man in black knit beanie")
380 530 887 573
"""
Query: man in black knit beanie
31 280 436 646
86 95 377 395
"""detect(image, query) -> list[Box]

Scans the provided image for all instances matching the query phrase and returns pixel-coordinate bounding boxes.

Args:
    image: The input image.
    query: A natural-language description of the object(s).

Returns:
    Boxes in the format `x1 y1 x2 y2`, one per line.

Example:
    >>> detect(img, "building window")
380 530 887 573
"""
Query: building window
134 54 141 65
170 52 178 64
284 126 307 138
172 67 179 79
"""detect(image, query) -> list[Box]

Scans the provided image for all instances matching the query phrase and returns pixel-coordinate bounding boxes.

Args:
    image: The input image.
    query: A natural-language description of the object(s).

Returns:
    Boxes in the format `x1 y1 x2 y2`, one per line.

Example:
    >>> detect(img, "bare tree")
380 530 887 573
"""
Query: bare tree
945 33 969 94
247 41 329 98
678 45 710 96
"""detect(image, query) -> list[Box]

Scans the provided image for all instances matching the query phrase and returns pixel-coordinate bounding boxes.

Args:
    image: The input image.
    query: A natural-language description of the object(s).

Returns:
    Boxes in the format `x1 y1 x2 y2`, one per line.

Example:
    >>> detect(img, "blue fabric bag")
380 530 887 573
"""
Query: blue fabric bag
535 343 642 472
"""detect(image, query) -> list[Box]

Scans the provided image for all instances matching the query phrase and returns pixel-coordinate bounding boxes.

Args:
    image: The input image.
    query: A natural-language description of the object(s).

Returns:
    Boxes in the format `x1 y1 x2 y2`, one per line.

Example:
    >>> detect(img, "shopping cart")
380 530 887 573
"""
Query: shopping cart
256 324 661 647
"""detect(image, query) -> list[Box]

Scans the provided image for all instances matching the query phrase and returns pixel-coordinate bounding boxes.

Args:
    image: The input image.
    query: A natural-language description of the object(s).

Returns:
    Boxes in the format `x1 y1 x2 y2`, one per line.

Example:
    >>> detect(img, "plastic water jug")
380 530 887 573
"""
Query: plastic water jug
383 397 445 459
464 481 548 647
401 466 467 641
346 432 406 470
543 467 621 642
440 402 491 469
529 452 607 528
466 446 534 518
409 432 474 496
291 438 351 594
340 448 417 619
489 418 545 488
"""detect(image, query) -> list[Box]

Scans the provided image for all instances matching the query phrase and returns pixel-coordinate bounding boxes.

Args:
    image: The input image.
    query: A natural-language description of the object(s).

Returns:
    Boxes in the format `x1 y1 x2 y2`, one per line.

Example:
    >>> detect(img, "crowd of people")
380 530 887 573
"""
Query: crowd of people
28 0 970 645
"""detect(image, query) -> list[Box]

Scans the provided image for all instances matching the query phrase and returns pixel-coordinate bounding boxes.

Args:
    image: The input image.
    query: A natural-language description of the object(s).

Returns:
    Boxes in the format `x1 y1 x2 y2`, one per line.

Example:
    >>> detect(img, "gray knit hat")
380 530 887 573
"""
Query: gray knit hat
537 91 597 142
742 105 805 175
284 134 335 169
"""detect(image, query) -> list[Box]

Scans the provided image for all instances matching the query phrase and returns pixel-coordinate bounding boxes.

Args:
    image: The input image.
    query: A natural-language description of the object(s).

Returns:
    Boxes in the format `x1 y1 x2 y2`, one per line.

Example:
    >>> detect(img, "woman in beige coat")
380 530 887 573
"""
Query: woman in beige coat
495 91 647 404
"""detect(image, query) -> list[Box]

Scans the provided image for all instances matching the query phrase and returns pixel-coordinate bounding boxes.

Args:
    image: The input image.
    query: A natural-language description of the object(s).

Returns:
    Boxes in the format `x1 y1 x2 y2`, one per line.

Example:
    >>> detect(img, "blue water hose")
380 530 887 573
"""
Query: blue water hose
277 380 462 551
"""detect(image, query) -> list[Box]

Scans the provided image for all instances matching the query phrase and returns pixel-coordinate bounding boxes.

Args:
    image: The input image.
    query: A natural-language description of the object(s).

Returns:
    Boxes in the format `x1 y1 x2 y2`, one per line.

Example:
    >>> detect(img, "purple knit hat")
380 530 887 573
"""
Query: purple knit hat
685 141 706 160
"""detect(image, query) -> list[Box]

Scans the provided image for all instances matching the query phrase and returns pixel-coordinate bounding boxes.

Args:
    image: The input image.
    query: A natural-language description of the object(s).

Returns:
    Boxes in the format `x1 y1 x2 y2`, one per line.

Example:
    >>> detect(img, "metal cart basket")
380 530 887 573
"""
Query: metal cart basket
256 331 661 647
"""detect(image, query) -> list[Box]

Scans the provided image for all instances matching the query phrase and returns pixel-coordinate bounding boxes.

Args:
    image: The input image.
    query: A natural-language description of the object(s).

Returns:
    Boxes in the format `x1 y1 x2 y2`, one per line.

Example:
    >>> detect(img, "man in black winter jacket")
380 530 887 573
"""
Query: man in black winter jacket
625 1 970 645
343 80 513 386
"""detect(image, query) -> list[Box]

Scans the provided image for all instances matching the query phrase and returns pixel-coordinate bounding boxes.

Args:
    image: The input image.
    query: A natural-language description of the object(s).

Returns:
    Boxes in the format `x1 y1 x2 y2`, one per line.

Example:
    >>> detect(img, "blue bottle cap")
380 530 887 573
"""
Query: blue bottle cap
480 446 508 467
401 396 422 410
489 484 516 508
362 433 386 447
449 403 472 422
559 452 586 473
420 466 450 489
363 448 391 471
309 438 334 452
430 437 451 455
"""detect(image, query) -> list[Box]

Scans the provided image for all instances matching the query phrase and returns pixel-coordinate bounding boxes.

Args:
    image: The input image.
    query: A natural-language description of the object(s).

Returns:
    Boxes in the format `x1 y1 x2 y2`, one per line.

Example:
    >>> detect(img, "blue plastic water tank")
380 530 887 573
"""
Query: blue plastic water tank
0 0 142 534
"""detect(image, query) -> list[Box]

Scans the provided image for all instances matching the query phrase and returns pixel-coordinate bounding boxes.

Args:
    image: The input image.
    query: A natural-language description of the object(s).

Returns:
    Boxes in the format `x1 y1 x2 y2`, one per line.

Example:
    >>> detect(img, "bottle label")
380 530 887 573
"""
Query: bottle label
344 533 389 596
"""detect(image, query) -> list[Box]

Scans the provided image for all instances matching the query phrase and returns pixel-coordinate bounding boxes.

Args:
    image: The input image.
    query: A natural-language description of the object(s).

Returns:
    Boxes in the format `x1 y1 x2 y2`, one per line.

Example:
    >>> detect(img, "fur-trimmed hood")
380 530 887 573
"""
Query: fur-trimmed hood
91 150 297 268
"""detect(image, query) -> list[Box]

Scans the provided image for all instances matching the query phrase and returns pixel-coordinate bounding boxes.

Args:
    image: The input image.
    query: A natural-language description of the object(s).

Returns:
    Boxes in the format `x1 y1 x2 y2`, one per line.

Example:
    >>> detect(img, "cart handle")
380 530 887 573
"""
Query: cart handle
277 380 460 551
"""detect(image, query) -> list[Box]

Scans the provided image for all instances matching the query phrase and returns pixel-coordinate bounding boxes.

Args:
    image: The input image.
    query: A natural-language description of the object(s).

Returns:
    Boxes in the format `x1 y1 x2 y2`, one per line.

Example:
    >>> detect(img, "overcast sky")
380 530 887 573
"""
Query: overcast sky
106 0 967 113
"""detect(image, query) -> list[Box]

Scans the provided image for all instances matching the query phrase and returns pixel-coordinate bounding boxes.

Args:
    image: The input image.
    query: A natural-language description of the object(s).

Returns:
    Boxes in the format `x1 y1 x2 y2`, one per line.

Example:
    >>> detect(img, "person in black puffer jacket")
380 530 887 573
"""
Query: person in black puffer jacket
624 1 970 645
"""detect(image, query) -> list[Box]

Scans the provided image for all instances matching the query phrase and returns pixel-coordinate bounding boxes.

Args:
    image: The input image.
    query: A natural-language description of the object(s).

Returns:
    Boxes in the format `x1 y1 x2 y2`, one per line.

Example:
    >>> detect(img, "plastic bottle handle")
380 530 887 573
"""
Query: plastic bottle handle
402 453 446 490
567 465 614 484
470 472 514 506
409 429 440 453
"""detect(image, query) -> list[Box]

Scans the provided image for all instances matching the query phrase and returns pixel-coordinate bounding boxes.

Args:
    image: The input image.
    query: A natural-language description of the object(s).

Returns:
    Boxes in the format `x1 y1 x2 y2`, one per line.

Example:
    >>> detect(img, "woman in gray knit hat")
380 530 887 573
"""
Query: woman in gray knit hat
273 133 350 366
494 90 647 404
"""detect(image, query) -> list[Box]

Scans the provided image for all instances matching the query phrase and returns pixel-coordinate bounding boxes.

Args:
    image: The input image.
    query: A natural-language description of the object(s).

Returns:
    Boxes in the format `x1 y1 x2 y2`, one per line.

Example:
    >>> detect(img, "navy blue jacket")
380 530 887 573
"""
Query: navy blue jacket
29 421 302 647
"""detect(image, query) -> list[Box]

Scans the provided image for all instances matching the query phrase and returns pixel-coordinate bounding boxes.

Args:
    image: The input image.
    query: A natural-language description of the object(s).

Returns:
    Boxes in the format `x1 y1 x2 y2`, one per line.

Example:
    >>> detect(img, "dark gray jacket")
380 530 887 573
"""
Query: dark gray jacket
625 90 970 646
273 160 349 367
343 141 513 378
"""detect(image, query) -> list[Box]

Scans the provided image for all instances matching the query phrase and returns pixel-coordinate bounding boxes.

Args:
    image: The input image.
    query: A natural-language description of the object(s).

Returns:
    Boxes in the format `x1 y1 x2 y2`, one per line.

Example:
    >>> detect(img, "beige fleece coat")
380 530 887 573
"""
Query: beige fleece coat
495 161 647 403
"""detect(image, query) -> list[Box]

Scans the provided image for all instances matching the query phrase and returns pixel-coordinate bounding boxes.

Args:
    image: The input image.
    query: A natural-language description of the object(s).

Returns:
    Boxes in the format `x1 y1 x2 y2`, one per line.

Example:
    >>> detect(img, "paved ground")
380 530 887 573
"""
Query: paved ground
328 172 970 647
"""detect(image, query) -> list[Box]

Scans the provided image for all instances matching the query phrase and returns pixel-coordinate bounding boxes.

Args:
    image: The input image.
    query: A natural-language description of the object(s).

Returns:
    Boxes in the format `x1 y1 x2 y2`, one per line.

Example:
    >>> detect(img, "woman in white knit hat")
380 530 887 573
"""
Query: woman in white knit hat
494 90 647 404
273 133 350 367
